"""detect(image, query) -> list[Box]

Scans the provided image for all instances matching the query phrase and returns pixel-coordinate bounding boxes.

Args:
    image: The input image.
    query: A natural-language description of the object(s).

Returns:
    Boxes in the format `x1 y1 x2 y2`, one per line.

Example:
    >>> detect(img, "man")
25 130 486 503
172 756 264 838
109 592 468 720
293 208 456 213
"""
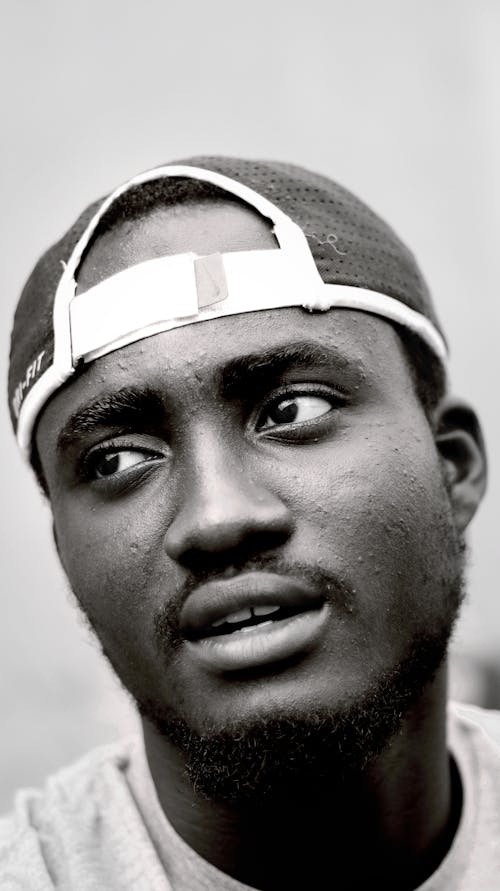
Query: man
2 156 498 889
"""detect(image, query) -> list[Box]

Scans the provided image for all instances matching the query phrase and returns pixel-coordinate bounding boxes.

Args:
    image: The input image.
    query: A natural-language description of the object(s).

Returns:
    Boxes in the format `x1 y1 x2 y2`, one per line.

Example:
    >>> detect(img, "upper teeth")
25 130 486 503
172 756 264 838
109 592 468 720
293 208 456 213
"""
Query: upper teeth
211 604 280 628
253 605 280 617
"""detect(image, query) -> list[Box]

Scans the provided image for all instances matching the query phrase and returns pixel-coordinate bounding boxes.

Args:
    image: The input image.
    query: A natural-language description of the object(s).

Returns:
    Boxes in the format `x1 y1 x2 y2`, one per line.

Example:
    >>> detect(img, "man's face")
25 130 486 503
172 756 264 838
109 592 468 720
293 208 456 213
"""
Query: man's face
36 202 463 791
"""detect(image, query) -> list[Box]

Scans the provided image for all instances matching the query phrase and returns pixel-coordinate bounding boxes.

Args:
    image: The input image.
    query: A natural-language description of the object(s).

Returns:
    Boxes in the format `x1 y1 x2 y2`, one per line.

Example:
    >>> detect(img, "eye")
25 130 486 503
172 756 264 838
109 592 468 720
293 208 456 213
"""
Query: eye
87 448 156 479
258 394 335 430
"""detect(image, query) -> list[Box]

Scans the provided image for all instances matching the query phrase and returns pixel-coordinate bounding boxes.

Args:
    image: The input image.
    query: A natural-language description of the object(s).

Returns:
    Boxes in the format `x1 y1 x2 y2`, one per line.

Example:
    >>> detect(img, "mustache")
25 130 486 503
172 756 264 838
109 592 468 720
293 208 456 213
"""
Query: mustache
153 555 355 654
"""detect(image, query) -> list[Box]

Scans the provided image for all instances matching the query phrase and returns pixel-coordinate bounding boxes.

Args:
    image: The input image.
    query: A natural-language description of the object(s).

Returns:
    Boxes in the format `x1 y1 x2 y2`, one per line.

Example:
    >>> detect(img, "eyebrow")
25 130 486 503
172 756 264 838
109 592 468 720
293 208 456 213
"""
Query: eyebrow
57 387 165 453
220 340 354 400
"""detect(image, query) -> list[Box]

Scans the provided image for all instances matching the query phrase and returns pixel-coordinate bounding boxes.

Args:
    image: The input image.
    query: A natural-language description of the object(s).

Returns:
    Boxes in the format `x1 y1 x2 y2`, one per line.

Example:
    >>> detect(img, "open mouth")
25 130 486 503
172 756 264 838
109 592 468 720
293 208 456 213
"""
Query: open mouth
189 602 321 640
180 572 329 673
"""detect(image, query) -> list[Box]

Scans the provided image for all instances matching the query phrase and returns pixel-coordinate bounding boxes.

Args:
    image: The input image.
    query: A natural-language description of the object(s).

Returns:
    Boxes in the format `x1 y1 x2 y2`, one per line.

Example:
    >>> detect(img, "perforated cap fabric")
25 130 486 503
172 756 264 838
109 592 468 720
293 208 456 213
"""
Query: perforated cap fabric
8 155 445 440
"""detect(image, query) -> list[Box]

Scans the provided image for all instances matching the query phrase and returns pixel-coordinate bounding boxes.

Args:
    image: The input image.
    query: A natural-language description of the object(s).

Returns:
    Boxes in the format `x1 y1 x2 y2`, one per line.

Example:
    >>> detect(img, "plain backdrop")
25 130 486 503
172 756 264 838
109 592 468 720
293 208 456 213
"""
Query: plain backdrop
1 0 499 812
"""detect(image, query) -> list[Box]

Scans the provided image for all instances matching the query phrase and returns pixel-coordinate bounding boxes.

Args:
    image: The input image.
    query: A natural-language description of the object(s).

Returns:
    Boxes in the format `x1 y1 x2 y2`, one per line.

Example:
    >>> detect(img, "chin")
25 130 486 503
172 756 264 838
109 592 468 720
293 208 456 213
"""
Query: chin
137 621 454 802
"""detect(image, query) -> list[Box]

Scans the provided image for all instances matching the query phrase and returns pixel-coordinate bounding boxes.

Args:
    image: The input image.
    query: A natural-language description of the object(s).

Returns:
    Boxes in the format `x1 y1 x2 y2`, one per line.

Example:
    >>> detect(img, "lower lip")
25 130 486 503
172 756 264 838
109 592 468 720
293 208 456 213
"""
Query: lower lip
185 605 329 673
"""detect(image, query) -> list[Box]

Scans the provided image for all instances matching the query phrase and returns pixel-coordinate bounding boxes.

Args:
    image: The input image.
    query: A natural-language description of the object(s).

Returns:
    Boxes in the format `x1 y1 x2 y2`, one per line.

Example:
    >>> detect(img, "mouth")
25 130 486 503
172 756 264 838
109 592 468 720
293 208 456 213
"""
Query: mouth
180 572 329 673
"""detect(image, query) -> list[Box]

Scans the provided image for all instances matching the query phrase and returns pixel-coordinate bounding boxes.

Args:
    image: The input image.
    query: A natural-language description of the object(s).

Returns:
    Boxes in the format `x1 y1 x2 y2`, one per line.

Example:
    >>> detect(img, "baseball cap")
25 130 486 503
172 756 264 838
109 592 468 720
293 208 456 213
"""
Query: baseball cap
8 156 447 458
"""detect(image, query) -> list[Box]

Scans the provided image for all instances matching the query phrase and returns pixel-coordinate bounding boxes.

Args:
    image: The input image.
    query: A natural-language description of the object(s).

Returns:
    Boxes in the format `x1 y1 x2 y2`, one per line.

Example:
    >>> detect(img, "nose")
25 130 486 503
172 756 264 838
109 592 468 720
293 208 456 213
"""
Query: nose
164 431 294 570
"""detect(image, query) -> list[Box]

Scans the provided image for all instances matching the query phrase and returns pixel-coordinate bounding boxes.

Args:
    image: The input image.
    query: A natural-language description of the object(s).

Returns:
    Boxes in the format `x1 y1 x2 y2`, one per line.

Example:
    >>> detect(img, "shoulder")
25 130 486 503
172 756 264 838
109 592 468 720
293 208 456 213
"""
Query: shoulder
450 700 500 749
0 737 142 888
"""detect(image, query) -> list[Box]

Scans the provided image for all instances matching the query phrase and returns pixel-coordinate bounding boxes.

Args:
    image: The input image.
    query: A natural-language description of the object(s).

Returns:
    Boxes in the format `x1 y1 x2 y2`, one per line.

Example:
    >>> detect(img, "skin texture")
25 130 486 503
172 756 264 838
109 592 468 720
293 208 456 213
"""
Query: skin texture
36 201 486 890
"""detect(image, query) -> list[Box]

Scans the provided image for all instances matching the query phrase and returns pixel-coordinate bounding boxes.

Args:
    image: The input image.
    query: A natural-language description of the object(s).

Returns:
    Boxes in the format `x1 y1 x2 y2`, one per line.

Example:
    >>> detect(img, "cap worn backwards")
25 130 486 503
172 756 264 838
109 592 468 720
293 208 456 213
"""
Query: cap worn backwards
8 155 447 459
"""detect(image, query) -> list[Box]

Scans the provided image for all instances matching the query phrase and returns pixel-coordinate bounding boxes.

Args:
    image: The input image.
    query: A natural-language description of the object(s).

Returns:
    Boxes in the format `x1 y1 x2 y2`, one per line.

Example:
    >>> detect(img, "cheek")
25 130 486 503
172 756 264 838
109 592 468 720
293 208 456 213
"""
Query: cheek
53 495 169 650
282 421 457 653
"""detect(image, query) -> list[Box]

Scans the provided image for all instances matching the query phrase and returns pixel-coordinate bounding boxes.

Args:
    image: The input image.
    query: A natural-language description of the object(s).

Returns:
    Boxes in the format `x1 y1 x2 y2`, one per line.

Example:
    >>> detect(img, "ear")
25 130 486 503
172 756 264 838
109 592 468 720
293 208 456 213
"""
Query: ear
433 397 487 533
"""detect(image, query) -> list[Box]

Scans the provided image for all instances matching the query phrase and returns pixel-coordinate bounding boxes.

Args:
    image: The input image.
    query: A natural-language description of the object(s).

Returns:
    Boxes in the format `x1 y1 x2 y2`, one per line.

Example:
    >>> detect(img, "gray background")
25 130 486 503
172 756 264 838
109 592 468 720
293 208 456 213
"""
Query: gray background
1 0 499 812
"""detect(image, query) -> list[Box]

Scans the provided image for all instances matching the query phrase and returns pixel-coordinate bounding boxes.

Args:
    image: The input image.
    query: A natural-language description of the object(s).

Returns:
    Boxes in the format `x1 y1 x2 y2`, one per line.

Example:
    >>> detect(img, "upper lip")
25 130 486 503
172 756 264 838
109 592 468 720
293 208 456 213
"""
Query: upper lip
179 571 324 640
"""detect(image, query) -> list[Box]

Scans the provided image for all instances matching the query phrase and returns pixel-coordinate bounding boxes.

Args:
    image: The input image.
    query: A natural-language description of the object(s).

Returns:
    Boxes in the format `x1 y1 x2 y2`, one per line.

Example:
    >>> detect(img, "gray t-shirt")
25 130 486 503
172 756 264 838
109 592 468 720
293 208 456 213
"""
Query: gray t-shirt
1 702 499 889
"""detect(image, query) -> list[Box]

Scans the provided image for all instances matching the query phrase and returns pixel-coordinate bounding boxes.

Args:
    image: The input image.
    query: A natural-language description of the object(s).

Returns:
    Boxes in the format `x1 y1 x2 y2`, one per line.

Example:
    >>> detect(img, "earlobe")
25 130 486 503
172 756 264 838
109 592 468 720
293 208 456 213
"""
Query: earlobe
433 397 487 533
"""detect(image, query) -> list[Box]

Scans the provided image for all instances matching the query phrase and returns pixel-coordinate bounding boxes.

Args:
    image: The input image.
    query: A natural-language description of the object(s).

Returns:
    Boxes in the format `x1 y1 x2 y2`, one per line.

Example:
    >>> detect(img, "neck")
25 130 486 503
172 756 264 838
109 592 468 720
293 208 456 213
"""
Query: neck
141 665 460 891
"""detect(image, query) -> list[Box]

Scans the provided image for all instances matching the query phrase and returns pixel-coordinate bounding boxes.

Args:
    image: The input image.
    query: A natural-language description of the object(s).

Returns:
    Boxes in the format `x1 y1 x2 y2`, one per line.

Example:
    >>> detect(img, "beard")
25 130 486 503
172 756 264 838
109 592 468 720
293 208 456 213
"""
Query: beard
137 616 461 802
134 542 466 802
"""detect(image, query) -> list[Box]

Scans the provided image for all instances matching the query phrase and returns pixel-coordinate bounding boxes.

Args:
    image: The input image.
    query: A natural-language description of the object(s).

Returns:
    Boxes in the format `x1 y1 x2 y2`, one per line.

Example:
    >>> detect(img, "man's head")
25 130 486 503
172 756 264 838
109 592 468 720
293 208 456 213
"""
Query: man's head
9 158 486 799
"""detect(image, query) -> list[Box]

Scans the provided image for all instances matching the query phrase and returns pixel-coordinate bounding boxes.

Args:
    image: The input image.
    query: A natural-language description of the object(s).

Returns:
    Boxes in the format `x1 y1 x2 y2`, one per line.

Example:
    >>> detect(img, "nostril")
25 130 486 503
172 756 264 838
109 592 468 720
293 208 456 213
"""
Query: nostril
173 527 293 574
